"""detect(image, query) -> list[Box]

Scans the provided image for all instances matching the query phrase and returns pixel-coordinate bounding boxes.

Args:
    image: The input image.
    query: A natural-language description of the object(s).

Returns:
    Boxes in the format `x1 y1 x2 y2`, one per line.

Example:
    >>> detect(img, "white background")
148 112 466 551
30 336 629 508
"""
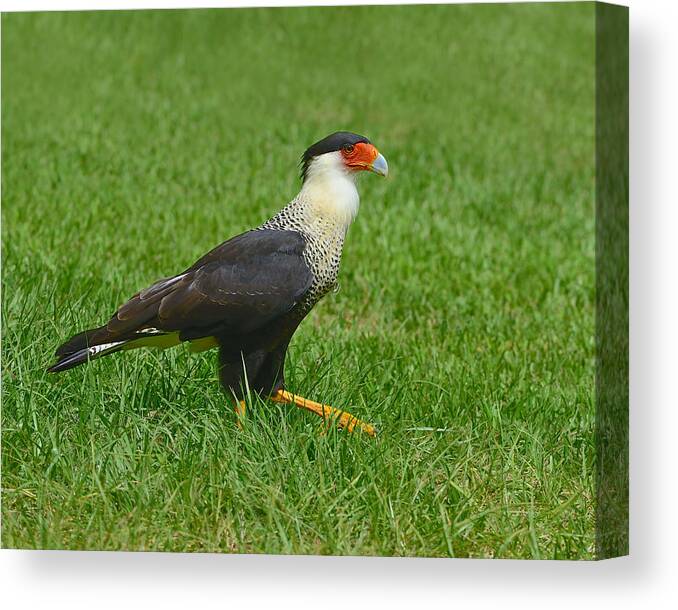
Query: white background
1 0 676 608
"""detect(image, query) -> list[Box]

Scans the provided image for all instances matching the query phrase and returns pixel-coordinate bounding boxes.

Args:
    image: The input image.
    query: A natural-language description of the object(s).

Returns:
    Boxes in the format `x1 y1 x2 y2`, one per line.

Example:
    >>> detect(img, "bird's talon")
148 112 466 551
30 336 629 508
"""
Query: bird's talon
234 400 246 429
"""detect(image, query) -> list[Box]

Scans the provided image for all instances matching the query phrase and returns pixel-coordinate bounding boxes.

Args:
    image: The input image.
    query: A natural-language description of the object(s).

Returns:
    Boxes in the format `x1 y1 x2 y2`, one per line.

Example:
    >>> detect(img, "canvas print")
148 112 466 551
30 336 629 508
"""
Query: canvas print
1 2 628 559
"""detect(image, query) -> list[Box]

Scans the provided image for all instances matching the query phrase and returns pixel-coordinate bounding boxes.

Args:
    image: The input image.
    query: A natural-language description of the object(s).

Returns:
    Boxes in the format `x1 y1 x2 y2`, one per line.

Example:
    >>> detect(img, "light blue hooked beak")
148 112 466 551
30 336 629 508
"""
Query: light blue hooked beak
370 153 389 177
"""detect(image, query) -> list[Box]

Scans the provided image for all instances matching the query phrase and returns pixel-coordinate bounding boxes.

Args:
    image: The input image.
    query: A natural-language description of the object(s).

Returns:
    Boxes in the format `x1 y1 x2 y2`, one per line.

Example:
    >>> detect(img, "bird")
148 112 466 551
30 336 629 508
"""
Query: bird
48 131 388 437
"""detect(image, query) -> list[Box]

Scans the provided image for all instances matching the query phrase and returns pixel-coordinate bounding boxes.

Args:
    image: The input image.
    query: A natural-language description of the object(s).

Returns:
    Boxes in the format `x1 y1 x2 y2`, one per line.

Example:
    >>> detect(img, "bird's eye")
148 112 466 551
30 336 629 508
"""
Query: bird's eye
343 144 354 154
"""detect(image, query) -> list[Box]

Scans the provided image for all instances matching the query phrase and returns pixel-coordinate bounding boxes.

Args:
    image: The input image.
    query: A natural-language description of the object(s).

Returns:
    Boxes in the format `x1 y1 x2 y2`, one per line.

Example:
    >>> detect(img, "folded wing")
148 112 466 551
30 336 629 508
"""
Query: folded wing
108 229 313 341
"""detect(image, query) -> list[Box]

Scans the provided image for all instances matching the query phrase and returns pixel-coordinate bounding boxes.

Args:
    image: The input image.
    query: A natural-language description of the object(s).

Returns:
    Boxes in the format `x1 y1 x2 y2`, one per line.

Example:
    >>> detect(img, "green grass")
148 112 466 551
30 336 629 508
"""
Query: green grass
1 4 596 558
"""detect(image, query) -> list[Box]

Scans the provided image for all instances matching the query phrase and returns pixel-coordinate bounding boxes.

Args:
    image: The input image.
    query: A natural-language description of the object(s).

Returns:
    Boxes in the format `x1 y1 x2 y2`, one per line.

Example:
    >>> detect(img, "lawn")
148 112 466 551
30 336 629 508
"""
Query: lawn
2 3 596 558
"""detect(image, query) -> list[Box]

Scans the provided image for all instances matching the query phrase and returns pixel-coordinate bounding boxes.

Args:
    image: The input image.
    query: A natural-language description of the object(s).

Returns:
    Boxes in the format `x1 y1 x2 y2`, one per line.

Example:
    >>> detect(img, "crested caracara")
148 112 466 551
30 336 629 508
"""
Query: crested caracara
48 131 388 437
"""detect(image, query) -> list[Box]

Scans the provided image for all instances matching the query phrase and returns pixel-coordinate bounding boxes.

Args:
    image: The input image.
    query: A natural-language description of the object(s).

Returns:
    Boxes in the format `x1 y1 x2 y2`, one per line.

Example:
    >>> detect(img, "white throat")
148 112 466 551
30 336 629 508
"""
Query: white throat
298 151 360 231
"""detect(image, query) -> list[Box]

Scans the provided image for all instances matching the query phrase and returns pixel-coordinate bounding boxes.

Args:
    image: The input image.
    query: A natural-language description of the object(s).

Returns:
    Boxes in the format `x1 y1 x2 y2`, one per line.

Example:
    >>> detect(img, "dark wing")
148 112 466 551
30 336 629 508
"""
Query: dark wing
106 229 313 340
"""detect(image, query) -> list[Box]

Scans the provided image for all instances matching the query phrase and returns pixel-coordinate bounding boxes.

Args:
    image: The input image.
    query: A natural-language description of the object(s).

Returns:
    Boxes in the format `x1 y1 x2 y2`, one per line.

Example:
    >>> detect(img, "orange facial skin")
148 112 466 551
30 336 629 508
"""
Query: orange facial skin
341 142 379 171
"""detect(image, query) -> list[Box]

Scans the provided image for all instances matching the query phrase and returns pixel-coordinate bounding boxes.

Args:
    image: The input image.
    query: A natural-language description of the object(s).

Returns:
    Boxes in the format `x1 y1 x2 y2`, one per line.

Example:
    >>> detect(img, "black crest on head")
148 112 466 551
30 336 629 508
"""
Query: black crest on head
300 131 371 182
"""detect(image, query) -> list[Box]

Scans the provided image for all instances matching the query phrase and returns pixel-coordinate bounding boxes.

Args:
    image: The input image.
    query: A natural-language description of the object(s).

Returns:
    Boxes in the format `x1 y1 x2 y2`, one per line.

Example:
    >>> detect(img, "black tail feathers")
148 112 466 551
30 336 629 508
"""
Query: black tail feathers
48 326 123 373
54 327 107 358
48 348 96 373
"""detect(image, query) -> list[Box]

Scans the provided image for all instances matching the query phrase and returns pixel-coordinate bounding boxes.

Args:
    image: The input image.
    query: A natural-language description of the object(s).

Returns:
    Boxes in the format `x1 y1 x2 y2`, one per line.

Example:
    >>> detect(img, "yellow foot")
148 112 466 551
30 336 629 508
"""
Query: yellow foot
270 389 377 438
234 399 246 429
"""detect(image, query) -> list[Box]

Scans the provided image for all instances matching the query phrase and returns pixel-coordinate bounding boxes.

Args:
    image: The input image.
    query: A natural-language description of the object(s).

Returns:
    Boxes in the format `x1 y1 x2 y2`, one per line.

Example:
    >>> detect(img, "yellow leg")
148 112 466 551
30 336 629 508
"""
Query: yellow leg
234 399 246 428
270 389 377 438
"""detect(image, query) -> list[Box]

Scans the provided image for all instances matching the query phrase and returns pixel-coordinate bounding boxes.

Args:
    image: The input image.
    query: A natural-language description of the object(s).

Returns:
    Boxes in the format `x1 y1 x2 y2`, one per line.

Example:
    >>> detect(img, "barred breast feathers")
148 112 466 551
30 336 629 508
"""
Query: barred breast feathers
259 153 360 307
